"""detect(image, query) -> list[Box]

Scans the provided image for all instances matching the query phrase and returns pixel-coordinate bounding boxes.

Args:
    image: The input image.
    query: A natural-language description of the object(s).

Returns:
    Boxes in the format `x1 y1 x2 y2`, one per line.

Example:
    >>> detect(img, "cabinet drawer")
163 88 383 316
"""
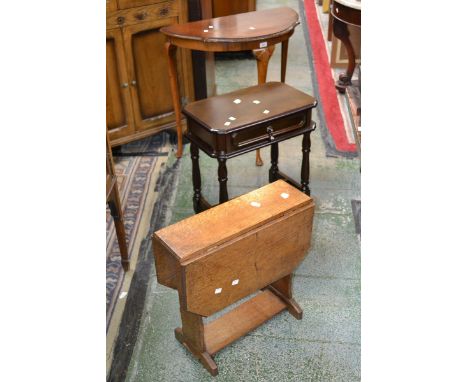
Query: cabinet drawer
118 0 170 10
107 0 118 13
107 1 178 29
230 111 308 150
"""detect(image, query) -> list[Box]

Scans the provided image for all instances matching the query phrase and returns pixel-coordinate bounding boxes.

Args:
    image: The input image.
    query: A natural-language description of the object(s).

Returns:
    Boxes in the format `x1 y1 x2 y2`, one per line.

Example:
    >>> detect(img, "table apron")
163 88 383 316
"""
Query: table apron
186 124 315 160
165 30 295 52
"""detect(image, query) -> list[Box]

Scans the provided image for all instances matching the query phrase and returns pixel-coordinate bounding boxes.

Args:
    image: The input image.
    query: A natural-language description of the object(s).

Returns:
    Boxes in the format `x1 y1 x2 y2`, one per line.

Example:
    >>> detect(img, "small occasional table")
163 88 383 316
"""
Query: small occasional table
182 82 317 213
161 7 300 161
331 0 361 93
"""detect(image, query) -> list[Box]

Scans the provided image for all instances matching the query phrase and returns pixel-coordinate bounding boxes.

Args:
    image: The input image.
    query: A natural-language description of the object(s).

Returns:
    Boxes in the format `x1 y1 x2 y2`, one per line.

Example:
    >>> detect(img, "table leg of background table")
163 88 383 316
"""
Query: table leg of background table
165 42 184 158
217 158 229 204
107 186 130 272
332 18 356 93
253 45 276 167
269 142 279 183
190 143 202 213
301 132 311 195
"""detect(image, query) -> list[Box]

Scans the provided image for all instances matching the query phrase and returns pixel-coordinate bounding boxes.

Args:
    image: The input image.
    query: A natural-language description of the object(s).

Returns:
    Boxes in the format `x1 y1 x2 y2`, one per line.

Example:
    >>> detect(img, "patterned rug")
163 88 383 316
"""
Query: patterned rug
106 133 169 330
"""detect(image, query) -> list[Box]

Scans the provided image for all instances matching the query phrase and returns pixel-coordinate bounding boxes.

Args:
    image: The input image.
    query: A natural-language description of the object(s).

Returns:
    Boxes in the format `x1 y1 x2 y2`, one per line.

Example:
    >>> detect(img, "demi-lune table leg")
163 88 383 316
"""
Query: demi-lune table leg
165 42 184 158
253 45 276 166
280 39 289 83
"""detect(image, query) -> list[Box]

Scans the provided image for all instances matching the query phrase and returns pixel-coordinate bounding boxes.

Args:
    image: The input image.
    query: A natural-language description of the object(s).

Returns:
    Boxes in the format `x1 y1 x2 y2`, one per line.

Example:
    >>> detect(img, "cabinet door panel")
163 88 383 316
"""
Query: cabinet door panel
106 29 135 141
133 27 173 119
123 18 192 133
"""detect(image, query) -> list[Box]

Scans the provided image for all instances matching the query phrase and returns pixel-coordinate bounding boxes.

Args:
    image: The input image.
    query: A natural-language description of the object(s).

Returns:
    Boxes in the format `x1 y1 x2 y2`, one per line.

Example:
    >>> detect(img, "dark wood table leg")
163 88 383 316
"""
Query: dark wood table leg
269 142 279 183
190 142 203 213
217 157 229 204
253 45 276 167
301 131 311 196
108 186 130 272
165 42 184 158
332 17 356 94
280 39 289 83
327 7 334 41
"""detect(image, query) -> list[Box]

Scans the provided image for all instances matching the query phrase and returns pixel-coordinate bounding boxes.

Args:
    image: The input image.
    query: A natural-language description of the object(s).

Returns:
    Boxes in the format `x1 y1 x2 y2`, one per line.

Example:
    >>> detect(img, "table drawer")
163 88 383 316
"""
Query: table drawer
230 110 309 151
107 1 178 29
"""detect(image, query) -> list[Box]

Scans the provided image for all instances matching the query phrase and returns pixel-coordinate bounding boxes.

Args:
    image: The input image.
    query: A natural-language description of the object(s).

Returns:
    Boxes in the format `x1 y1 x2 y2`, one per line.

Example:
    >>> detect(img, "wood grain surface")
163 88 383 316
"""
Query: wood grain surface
183 204 313 316
204 290 286 354
154 180 313 263
161 6 298 43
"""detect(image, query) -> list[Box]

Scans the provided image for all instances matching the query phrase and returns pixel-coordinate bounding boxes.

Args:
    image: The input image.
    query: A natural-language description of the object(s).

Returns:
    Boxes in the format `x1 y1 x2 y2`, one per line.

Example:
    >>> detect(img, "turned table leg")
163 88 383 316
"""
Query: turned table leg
165 42 184 158
332 18 356 93
217 158 229 204
253 45 276 167
301 131 311 196
269 142 279 183
190 143 202 213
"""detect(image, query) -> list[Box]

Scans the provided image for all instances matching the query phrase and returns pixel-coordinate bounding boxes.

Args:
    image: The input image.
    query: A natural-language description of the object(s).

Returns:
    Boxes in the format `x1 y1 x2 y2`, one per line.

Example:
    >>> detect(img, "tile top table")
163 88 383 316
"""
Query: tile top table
161 7 300 158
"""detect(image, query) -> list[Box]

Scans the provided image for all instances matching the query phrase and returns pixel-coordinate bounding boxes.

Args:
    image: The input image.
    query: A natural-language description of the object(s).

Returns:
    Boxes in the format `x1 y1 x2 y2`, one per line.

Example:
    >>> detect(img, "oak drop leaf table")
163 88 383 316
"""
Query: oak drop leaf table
183 82 317 213
153 180 315 376
161 7 300 163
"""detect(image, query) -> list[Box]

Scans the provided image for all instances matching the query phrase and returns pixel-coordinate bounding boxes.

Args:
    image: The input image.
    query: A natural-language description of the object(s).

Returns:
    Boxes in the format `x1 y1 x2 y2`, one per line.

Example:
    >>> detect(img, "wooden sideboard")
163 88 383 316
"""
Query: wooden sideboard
106 0 195 146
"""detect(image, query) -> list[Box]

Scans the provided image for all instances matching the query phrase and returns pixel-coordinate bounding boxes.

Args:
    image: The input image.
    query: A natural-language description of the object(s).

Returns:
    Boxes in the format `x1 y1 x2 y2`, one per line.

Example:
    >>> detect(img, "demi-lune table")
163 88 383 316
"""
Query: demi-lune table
161 7 300 162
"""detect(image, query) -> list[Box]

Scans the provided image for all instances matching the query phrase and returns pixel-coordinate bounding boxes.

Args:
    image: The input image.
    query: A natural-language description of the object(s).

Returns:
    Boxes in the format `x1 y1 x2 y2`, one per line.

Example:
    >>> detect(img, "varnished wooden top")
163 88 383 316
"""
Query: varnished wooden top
335 0 361 11
161 7 299 43
332 0 361 26
183 82 317 132
154 180 314 264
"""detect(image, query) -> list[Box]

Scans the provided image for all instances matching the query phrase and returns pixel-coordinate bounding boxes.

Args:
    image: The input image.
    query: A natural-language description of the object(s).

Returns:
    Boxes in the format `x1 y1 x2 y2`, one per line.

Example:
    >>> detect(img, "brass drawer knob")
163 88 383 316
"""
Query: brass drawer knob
266 126 275 141
117 16 125 25
121 82 129 88
135 11 147 20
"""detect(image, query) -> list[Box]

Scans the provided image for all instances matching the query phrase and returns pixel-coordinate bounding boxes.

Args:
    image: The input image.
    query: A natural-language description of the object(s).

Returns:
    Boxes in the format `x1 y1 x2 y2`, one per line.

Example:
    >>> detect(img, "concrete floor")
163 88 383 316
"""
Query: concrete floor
125 0 360 380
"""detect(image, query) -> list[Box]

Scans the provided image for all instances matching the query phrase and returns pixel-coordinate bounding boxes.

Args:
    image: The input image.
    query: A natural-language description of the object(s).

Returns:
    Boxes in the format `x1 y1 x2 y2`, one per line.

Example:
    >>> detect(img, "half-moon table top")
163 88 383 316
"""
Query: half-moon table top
161 7 299 52
334 0 361 11
332 0 361 27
